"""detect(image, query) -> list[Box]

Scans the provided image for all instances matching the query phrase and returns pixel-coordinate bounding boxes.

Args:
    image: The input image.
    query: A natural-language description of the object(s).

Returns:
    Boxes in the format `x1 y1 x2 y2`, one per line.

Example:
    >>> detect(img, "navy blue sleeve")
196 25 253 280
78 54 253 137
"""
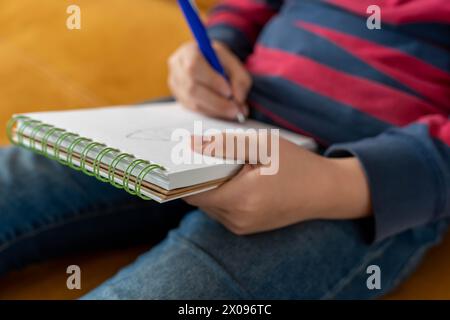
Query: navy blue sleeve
325 122 450 242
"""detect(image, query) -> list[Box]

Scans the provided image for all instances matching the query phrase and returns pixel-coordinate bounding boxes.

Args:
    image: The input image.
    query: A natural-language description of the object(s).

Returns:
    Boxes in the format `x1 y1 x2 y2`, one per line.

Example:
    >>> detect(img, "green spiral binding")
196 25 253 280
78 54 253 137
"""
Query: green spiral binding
6 115 29 144
6 116 20 144
17 119 41 147
8 115 165 200
29 124 54 154
53 132 79 165
80 142 106 176
41 127 65 158
66 137 92 171
92 147 119 182
108 153 134 189
135 163 163 200
123 159 150 195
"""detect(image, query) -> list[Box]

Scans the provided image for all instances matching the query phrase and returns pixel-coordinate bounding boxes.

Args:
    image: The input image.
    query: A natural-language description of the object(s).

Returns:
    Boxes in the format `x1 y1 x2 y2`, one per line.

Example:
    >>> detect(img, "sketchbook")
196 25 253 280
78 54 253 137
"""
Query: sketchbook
7 102 316 202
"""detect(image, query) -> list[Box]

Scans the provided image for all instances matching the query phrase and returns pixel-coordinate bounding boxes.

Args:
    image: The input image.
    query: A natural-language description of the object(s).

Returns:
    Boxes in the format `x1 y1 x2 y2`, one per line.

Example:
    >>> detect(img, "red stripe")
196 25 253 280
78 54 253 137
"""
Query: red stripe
297 21 450 111
326 0 450 24
250 101 326 145
207 12 258 42
418 115 450 146
246 45 444 126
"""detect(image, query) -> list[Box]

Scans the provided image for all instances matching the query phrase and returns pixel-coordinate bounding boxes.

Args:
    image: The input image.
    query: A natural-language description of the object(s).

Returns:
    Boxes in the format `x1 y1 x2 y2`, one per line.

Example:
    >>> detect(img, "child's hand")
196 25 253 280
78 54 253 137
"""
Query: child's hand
184 133 372 235
168 41 251 120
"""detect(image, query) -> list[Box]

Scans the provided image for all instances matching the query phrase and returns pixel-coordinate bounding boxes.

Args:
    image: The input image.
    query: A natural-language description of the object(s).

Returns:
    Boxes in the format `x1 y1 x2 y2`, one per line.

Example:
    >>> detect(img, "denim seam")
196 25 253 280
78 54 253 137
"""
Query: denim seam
320 238 395 299
0 200 150 254
172 232 255 299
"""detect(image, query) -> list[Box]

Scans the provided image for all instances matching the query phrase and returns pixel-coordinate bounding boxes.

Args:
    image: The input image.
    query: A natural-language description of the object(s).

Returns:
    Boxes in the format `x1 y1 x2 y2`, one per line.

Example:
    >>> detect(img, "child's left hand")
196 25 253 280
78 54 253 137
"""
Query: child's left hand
184 133 372 235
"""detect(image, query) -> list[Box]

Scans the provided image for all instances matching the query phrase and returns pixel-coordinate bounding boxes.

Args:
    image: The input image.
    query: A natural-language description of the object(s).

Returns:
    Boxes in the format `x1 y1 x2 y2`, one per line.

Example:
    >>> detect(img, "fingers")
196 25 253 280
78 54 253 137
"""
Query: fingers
170 72 240 119
194 205 238 234
184 185 225 208
168 43 241 120
214 42 252 107
178 43 232 97
184 165 259 235
168 41 252 120
184 165 253 208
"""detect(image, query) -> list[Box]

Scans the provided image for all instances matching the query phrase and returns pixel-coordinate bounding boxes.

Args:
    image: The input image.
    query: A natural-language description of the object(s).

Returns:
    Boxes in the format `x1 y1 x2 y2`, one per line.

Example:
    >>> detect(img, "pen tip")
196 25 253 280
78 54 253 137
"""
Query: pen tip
236 112 246 123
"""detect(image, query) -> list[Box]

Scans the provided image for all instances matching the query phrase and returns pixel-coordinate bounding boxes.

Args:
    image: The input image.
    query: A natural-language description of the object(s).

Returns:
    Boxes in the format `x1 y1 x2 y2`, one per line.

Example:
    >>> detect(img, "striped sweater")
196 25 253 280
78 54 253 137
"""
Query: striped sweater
206 0 450 242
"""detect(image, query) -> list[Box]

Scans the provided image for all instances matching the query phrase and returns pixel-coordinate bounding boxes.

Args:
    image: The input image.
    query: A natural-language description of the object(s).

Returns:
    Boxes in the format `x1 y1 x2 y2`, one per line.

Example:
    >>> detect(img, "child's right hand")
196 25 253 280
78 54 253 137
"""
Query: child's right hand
168 41 251 120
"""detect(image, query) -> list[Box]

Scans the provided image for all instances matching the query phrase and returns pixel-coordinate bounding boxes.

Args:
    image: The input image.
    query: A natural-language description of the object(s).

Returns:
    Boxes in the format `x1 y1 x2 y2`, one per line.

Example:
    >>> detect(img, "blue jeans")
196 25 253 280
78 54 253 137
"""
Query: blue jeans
0 146 448 299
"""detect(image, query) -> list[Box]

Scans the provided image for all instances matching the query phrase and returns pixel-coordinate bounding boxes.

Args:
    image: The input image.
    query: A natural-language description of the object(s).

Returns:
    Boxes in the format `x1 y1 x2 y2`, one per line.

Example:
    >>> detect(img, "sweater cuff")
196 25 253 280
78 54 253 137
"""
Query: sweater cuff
207 25 253 61
325 131 441 242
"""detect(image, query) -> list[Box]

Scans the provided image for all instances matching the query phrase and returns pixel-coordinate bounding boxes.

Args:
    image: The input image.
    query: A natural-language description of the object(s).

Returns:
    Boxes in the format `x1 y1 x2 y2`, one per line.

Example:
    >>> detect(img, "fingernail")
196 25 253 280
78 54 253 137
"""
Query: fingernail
236 112 246 123
229 103 242 119
231 101 248 121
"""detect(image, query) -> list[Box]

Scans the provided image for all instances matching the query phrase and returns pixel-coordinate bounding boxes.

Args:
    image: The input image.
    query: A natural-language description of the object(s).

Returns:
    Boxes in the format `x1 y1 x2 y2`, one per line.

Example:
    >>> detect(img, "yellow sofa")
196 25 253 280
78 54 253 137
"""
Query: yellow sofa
0 0 449 299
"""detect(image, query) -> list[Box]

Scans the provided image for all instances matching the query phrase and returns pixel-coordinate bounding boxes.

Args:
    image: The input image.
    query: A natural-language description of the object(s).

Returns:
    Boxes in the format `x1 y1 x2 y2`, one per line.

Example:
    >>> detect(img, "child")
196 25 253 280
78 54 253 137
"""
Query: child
0 0 449 299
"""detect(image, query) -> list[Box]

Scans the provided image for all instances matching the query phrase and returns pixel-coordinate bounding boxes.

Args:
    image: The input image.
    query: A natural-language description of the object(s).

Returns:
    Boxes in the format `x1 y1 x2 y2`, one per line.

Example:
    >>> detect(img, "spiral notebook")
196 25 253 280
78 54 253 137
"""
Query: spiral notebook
7 102 316 202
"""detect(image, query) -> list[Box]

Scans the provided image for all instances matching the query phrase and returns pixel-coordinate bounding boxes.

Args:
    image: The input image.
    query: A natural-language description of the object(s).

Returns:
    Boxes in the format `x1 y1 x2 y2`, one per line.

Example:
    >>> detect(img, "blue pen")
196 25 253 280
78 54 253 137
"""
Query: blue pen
177 0 246 123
